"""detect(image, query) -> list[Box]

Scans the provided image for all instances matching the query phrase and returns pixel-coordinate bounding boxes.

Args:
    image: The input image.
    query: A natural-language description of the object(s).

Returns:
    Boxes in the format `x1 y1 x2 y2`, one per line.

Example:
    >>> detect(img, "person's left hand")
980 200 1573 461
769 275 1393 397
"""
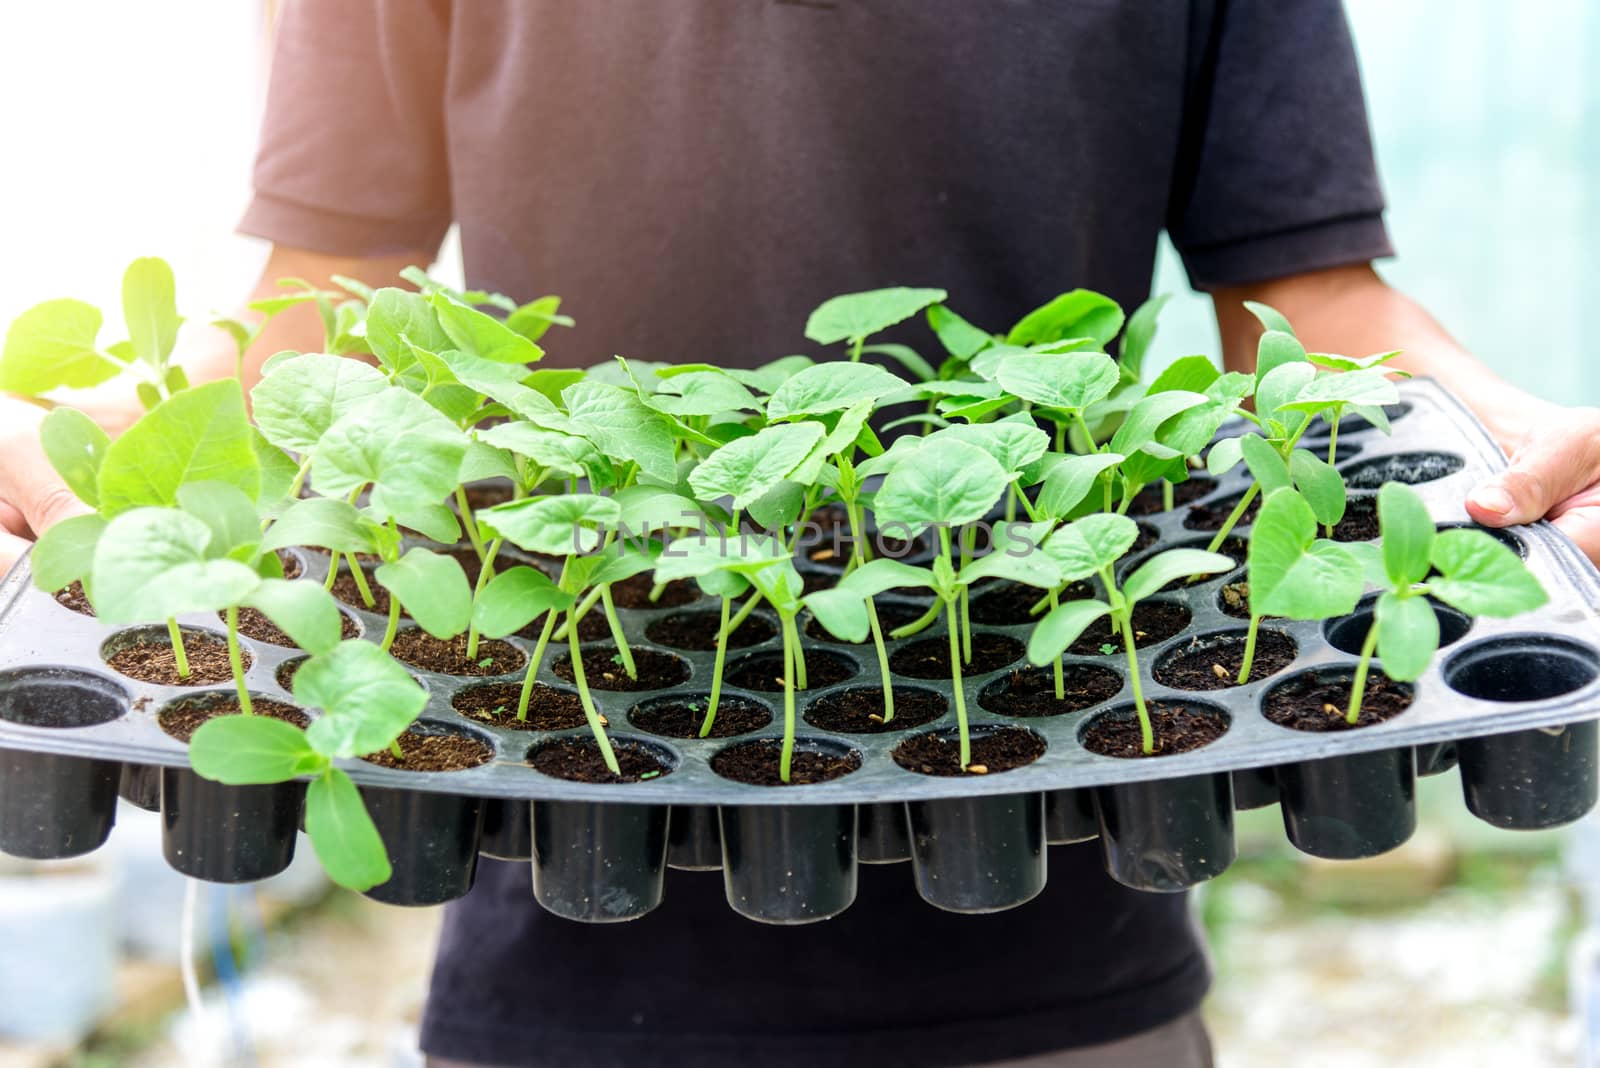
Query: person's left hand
1466 405 1600 563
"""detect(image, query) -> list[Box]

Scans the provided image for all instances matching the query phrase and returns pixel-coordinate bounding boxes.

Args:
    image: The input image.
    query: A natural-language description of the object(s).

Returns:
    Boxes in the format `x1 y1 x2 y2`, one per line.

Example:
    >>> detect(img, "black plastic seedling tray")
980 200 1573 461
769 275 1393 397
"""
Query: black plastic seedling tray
2 378 1598 921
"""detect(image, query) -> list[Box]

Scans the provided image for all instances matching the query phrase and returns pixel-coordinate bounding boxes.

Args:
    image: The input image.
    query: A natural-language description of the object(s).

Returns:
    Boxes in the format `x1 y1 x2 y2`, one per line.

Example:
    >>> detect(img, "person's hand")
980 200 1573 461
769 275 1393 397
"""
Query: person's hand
0 396 94 574
1466 405 1600 563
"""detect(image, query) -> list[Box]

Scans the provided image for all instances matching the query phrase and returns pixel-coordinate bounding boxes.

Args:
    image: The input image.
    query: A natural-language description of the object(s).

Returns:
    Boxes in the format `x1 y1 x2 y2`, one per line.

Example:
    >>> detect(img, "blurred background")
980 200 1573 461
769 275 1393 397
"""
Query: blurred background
0 1 1597 1065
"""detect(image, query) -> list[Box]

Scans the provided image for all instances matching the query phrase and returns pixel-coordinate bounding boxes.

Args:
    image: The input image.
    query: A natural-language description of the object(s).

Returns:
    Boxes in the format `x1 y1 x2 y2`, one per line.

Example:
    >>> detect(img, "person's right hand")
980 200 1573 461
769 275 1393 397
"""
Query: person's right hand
0 396 93 574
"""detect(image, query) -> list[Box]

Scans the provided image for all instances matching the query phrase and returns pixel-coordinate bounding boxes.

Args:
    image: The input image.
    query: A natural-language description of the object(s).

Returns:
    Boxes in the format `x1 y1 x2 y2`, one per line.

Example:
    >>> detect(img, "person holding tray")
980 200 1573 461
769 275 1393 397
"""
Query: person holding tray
0 2 1595 1065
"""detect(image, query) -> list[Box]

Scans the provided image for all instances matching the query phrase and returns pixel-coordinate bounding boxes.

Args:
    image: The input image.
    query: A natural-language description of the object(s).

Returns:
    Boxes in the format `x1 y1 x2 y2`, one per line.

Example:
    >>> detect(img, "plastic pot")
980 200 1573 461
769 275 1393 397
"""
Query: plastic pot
1457 722 1599 829
161 767 303 883
1044 788 1098 844
1275 748 1417 859
479 798 532 861
907 792 1045 912
1093 773 1235 892
1414 741 1458 777
118 764 162 812
359 786 484 907
667 804 723 871
857 802 911 863
1231 765 1278 810
719 804 857 924
532 799 670 922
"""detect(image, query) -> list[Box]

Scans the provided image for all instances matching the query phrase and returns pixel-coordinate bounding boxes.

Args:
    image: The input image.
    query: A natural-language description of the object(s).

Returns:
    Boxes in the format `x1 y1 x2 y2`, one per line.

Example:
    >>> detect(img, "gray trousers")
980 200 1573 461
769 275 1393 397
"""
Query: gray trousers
426 1009 1214 1068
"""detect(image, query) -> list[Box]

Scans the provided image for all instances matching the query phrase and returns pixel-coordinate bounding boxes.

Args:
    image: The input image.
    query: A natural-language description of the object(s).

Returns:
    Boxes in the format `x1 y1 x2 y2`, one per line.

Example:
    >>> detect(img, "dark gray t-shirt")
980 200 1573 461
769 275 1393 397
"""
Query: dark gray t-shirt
242 2 1391 1065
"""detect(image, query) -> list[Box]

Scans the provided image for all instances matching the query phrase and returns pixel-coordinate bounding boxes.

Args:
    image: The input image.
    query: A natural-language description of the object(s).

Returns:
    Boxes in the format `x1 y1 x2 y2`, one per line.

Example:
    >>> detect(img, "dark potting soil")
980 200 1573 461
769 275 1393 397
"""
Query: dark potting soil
1184 493 1261 532
979 664 1123 718
1218 581 1251 619
445 546 488 586
517 607 611 643
1083 702 1228 758
891 726 1046 776
803 687 947 733
1263 673 1414 731
226 606 359 648
801 569 839 596
804 504 933 563
529 737 672 784
389 631 526 677
330 569 393 616
646 610 775 652
553 646 691 691
1127 478 1217 516
629 695 772 738
276 658 305 692
1068 601 1191 656
307 546 382 564
609 572 700 609
54 580 95 617
724 649 856 692
1131 523 1160 554
889 633 1024 679
804 601 928 643
159 697 308 744
1153 630 1298 691
276 550 304 580
968 581 1095 627
363 730 495 771
106 634 242 687
1330 496 1380 542
451 682 585 731
710 738 862 786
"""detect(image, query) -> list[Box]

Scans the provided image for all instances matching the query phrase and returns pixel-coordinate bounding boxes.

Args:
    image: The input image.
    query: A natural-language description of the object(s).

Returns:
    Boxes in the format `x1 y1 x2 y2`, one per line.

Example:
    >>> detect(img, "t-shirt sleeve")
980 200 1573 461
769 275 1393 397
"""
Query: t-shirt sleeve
237 0 452 257
1167 0 1394 290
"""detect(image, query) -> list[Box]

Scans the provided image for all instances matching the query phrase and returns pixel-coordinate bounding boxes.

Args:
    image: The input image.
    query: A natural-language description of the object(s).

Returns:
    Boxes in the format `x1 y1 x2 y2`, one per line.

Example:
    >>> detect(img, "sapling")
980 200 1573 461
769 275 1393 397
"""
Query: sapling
1027 514 1233 755
1236 488 1364 683
187 638 430 891
1335 483 1546 722
804 286 947 368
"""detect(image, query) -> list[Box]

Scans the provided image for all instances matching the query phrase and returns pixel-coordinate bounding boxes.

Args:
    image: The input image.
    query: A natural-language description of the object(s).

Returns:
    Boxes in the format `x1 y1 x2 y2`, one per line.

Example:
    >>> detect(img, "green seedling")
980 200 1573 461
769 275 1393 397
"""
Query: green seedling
1027 514 1234 755
1337 483 1546 722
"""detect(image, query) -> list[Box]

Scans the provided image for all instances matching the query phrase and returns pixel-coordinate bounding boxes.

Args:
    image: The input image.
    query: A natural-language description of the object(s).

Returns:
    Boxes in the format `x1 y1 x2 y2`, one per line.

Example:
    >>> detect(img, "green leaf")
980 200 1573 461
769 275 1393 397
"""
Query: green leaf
1040 513 1140 581
1028 599 1113 664
242 578 343 654
260 498 378 556
805 559 939 642
1122 548 1236 604
1034 453 1125 518
121 257 184 368
1374 592 1438 681
1244 301 1295 336
297 641 428 757
431 292 543 364
1378 482 1434 588
1255 330 1307 381
477 494 621 556
30 514 106 593
0 298 116 395
98 379 260 515
688 422 825 509
1119 294 1169 380
995 351 1119 413
176 481 262 559
189 715 324 785
250 353 392 453
252 430 299 505
558 381 678 484
364 288 451 371
1288 448 1346 526
1306 350 1403 372
375 549 472 639
506 295 572 342
652 533 790 584
872 440 1007 535
926 304 993 361
39 407 109 508
804 287 948 346
312 388 469 513
764 362 907 422
1206 435 1247 477
1145 354 1219 395
1007 290 1124 347
1239 433 1292 496
1109 390 1208 456
388 501 462 545
1246 489 1363 619
1427 529 1548 616
90 507 262 622
861 343 936 382
478 424 597 480
1278 368 1400 414
925 420 1049 477
306 769 392 892
471 565 575 638
645 369 760 417
959 530 1063 588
